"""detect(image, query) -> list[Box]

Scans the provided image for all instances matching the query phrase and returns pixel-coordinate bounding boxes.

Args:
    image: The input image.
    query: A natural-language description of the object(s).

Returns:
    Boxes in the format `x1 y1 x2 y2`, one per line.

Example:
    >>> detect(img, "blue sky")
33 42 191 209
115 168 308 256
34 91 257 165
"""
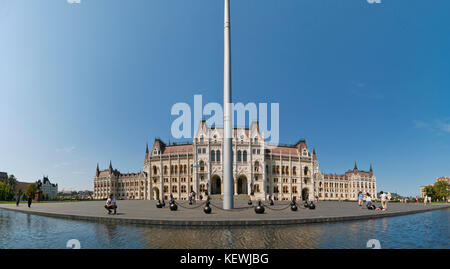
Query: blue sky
0 0 449 196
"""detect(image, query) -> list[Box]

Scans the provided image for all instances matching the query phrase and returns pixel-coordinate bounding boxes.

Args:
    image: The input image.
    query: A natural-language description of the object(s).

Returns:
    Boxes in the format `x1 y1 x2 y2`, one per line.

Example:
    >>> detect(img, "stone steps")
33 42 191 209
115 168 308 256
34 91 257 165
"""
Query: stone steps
209 194 250 200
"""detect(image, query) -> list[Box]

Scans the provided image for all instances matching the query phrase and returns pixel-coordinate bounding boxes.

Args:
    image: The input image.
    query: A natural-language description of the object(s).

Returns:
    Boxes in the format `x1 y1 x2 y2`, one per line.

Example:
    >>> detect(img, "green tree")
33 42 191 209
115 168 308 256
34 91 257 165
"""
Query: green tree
25 183 37 199
433 181 449 201
6 174 17 192
0 182 13 201
424 185 435 199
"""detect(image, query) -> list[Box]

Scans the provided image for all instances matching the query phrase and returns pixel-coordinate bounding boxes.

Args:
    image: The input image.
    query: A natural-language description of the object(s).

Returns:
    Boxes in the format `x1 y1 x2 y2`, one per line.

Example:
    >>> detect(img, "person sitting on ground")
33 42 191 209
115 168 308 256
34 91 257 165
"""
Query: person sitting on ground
365 193 373 209
105 194 117 215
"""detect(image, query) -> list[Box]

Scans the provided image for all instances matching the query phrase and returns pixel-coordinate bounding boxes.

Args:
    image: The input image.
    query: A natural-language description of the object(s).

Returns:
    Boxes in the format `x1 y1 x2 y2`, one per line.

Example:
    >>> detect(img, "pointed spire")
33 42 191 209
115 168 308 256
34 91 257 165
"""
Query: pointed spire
312 146 317 161
145 143 150 159
109 160 113 173
370 164 373 173
354 161 358 171
96 163 100 177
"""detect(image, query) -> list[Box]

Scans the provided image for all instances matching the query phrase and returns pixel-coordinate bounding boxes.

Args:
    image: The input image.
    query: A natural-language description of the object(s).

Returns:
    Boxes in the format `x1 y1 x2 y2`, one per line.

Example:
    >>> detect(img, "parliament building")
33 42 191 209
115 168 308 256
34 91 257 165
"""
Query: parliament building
93 121 377 201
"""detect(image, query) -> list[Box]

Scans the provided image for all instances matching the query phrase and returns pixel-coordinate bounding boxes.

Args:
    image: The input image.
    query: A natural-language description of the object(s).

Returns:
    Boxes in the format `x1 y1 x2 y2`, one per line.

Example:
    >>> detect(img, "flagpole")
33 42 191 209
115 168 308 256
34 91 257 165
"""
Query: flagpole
223 0 234 210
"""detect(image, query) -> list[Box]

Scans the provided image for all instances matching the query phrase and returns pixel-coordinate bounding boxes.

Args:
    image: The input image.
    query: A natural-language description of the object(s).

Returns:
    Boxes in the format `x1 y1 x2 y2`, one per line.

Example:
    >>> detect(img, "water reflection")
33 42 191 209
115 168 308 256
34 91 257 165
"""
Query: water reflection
0 208 448 249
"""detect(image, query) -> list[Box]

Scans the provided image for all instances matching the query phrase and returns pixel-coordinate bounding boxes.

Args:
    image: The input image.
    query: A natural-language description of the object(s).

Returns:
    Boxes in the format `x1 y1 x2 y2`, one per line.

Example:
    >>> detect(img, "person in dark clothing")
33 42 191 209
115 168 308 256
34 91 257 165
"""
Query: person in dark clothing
16 194 20 206
27 196 32 208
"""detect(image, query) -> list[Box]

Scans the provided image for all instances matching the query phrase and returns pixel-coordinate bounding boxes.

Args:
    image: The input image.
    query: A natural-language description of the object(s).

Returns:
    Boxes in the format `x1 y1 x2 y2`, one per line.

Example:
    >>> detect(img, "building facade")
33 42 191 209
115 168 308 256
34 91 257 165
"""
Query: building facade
316 163 377 201
94 121 376 201
37 176 58 200
0 172 8 182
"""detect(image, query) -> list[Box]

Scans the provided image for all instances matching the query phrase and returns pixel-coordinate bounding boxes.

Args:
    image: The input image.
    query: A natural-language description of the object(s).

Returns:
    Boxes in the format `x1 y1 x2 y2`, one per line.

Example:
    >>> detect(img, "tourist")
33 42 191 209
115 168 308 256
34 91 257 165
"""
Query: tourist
105 194 117 215
199 194 203 201
380 191 387 211
424 195 428 205
27 196 32 208
358 191 364 208
428 196 431 204
170 193 174 200
16 194 20 207
365 193 373 208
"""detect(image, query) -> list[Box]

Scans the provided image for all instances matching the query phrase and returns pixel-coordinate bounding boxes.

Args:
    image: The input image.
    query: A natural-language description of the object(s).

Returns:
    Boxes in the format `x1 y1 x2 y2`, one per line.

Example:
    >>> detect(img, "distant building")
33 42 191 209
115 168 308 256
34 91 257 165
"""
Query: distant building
420 176 450 198
436 176 450 184
316 162 377 201
0 172 8 182
16 181 32 194
37 176 58 200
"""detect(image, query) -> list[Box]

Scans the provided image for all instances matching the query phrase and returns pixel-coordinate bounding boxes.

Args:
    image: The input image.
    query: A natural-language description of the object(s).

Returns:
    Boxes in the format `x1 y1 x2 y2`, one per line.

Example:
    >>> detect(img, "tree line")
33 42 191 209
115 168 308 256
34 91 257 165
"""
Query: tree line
0 175 38 201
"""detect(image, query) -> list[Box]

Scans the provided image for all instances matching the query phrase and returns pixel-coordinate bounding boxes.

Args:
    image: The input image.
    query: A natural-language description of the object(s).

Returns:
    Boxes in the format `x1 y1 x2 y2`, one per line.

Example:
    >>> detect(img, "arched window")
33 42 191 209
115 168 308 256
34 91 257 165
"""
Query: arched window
211 150 216 162
216 150 221 162
292 166 297 175
164 166 168 175
237 150 242 162
153 166 157 175
304 166 309 176
243 151 247 162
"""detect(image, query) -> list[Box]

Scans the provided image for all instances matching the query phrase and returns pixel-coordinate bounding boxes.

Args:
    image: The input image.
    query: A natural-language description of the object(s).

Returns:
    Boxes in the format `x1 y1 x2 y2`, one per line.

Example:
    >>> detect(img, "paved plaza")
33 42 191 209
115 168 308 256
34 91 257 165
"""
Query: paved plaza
0 200 448 226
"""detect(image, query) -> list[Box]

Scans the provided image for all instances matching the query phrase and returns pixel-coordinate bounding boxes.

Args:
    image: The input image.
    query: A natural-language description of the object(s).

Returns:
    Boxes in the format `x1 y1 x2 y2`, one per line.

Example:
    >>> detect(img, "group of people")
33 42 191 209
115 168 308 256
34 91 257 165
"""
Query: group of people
358 191 391 211
423 195 432 204
15 194 34 208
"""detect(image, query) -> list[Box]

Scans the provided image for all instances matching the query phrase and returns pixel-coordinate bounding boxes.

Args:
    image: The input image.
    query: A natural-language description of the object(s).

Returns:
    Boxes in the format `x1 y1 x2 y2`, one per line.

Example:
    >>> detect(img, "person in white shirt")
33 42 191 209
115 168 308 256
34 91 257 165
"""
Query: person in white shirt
380 191 387 211
365 193 373 209
105 194 117 215
428 196 431 204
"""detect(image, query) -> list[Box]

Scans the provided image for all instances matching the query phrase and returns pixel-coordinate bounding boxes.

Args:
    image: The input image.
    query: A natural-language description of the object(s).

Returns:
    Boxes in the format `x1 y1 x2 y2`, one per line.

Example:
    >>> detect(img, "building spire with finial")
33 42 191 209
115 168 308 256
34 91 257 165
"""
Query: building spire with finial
96 163 100 177
312 146 317 161
109 160 113 173
354 161 358 171
145 142 149 159
370 164 373 173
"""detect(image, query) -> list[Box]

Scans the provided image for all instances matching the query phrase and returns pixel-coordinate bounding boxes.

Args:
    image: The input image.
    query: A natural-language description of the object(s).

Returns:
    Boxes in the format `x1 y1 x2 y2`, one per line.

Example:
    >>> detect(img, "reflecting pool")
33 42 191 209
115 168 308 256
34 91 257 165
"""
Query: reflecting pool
0 208 448 249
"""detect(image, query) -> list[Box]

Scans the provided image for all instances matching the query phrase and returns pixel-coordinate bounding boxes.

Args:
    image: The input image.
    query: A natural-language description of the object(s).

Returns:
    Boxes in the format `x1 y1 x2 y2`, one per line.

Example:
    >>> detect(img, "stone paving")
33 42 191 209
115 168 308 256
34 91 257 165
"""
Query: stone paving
0 200 448 226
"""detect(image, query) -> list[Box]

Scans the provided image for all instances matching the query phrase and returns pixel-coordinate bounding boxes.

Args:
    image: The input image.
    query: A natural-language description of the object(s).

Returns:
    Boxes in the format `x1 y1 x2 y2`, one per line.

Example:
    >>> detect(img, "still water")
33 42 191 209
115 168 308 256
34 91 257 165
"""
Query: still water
0 208 448 249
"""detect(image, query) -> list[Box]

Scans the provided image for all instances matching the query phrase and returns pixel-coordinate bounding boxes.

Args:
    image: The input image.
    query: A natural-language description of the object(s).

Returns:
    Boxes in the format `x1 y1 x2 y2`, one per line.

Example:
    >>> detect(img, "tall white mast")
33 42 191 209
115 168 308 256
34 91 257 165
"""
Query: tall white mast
223 0 234 210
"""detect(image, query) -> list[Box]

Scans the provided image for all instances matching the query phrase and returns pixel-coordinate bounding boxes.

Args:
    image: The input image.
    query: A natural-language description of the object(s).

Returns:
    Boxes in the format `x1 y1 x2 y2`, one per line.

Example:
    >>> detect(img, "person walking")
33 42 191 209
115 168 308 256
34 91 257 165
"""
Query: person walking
424 195 428 205
16 194 20 207
428 196 431 204
27 196 32 208
380 191 387 211
358 191 364 209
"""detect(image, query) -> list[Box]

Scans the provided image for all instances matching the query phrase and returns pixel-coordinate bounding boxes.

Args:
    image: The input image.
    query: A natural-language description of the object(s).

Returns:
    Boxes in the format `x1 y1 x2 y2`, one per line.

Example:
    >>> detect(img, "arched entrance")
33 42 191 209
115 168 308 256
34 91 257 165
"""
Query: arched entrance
211 175 221 195
302 188 309 201
237 175 248 194
152 187 160 200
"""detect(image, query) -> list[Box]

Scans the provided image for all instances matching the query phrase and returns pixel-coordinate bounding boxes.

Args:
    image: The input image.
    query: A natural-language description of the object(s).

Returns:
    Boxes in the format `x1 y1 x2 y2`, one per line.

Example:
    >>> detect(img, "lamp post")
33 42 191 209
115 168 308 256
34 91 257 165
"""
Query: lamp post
223 0 234 210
